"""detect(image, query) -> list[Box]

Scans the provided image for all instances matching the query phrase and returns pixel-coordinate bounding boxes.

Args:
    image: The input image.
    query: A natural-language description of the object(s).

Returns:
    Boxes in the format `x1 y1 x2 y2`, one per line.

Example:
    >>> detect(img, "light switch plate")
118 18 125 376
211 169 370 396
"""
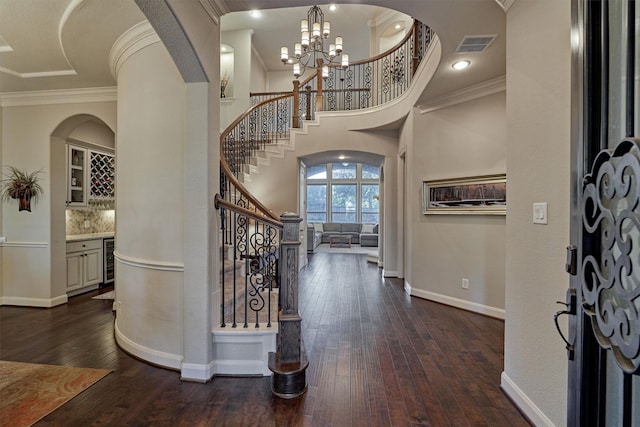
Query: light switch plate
533 202 548 224
0 236 6 244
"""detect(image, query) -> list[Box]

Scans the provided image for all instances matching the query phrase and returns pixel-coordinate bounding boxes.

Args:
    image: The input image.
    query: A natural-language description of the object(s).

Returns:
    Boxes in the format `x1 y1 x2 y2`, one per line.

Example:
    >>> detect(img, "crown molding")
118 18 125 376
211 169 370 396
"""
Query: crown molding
198 0 229 24
494 0 517 12
109 21 160 80
0 87 117 107
417 75 506 114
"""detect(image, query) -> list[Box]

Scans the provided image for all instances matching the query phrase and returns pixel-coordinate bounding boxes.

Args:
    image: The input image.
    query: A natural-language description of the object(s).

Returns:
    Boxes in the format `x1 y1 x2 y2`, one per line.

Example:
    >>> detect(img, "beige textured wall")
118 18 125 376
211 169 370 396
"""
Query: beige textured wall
503 0 571 425
115 39 185 367
409 92 507 314
0 101 116 306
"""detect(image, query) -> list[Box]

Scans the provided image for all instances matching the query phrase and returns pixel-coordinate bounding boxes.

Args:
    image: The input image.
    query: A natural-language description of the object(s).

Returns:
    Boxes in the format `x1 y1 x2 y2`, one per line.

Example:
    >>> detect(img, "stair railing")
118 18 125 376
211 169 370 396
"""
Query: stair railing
215 18 434 396
217 94 296 329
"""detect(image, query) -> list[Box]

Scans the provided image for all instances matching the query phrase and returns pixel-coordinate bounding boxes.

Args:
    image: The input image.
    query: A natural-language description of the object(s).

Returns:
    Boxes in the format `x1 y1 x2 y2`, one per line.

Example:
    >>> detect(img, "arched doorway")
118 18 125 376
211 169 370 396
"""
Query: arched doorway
50 115 115 298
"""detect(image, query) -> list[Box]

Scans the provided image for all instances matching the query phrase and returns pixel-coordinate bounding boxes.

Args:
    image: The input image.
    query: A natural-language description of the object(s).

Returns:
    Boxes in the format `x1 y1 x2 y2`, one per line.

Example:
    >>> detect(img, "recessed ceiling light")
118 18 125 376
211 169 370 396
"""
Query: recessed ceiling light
329 4 337 11
250 10 261 18
338 155 346 160
395 24 402 30
221 46 227 52
452 60 470 70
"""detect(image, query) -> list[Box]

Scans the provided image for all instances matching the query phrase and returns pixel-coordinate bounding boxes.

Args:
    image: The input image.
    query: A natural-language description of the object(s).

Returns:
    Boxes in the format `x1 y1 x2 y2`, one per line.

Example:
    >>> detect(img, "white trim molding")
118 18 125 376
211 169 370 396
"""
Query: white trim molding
383 269 399 278
409 287 506 320
181 361 215 383
500 372 554 426
198 0 229 24
417 75 506 115
0 87 116 107
109 21 160 79
114 320 183 370
114 251 184 272
0 241 48 248
211 328 277 376
0 294 68 308
494 0 517 12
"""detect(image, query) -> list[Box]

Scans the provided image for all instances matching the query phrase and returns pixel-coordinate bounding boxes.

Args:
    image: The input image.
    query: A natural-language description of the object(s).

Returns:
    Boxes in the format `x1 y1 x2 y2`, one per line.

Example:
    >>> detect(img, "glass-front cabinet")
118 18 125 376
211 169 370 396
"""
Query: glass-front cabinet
67 145 87 206
66 144 115 207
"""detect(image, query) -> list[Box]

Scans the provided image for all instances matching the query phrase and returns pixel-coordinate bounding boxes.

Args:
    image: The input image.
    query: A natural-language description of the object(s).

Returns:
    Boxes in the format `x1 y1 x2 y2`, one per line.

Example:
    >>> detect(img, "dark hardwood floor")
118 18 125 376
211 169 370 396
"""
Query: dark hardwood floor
0 253 530 426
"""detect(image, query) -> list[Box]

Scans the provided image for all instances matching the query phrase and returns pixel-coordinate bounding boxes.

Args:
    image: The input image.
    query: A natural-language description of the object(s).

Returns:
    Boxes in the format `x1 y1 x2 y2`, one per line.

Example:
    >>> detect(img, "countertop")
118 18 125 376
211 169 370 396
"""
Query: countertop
66 232 114 242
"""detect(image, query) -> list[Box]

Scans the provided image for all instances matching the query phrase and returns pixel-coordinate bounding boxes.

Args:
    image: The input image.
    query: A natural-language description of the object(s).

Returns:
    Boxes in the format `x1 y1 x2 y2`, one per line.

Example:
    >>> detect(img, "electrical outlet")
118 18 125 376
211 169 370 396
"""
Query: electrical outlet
462 278 469 289
83 220 90 229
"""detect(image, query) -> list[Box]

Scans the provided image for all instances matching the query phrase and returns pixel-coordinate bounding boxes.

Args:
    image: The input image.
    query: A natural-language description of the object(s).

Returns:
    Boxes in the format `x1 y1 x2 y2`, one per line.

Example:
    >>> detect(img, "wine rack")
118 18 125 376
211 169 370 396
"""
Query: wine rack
89 151 115 201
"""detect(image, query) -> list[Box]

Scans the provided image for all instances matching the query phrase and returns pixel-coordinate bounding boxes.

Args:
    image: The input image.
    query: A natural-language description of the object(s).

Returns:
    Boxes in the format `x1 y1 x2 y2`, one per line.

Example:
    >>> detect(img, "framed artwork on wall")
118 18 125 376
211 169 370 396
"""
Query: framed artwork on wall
422 174 507 215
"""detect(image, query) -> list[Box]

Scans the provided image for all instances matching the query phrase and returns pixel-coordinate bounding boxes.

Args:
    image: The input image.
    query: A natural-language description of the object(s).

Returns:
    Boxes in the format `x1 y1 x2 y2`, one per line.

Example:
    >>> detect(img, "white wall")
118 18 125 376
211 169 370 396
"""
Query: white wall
220 29 253 129
407 92 506 316
0 100 116 307
67 121 115 150
250 47 267 95
503 0 571 425
114 37 186 370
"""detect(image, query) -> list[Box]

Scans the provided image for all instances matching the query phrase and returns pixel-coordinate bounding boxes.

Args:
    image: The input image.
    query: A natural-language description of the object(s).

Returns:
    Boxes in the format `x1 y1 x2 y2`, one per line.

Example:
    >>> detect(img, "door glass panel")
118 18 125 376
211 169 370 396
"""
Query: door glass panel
605 352 624 426
636 6 640 137
608 1 627 146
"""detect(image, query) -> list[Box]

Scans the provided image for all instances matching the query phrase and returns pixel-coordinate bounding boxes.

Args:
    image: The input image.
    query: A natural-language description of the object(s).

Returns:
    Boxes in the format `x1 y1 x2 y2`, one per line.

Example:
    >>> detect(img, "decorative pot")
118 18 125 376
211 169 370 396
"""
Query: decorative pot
18 193 31 212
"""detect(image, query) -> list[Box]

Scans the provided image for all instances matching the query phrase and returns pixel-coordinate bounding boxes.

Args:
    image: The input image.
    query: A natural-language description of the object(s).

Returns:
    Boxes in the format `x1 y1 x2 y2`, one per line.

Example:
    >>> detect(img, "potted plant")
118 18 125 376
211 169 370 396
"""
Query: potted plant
1 166 44 212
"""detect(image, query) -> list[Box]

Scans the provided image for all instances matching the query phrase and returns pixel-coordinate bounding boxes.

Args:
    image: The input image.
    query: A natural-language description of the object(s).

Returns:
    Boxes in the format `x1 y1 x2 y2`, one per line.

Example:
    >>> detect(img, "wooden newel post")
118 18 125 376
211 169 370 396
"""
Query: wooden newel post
412 21 420 76
292 80 300 128
316 58 324 113
268 212 308 398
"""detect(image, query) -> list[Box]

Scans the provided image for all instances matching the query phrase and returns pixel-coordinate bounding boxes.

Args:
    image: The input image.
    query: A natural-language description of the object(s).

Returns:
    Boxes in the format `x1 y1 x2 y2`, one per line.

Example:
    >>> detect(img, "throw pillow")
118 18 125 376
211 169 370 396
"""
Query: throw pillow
373 224 379 233
362 224 375 233
314 223 323 232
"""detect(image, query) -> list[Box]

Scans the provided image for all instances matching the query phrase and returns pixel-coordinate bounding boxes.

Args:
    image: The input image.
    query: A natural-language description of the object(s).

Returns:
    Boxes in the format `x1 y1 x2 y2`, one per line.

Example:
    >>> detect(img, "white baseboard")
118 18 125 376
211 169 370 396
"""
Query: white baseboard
181 361 215 382
114 320 183 370
383 269 399 277
211 328 277 376
409 287 505 320
0 294 68 308
500 372 555 427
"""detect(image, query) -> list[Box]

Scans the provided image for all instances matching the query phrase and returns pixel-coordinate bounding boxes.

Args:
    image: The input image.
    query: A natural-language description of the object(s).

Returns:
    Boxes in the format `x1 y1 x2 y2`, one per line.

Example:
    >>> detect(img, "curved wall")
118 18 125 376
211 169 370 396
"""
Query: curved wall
113 30 186 369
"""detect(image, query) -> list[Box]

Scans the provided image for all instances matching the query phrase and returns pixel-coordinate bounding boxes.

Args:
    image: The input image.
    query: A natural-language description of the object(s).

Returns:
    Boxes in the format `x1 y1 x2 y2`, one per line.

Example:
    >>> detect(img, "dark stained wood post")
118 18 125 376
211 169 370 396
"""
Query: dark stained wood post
305 85 312 121
268 212 308 398
412 21 420 76
316 58 323 113
292 80 300 128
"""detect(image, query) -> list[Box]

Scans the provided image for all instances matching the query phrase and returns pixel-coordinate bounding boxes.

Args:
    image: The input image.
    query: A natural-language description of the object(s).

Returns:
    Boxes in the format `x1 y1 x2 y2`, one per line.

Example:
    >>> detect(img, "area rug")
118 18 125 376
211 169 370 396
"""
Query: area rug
0 361 110 427
91 290 114 300
312 243 378 255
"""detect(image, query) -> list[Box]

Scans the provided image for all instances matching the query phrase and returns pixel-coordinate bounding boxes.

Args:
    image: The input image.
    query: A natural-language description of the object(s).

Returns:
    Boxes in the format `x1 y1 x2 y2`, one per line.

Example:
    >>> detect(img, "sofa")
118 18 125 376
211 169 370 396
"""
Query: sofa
307 222 378 252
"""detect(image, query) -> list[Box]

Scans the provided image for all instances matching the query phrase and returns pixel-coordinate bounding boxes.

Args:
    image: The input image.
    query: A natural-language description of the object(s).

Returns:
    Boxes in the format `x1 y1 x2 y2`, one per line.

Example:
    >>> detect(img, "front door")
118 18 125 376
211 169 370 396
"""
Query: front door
567 0 639 425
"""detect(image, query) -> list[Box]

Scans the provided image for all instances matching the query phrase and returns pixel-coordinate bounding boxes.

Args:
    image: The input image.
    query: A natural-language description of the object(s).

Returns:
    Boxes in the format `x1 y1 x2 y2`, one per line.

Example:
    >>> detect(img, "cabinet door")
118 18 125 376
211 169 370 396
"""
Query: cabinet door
83 249 103 286
67 145 87 206
66 252 83 291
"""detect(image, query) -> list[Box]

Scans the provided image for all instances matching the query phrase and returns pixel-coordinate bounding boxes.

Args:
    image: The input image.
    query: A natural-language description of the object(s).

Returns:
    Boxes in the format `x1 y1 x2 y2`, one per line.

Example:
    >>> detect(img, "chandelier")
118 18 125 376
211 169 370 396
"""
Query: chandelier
280 5 349 78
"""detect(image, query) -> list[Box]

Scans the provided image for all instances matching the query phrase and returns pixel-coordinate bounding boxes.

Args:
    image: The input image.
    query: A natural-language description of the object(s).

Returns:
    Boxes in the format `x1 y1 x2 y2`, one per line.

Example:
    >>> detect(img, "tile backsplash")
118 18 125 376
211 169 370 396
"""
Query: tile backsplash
66 209 115 235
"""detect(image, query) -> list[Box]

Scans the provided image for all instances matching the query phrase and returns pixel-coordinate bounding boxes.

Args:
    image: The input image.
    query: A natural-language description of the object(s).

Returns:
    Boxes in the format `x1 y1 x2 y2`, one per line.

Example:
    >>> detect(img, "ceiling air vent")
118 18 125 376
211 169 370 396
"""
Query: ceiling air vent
455 35 497 53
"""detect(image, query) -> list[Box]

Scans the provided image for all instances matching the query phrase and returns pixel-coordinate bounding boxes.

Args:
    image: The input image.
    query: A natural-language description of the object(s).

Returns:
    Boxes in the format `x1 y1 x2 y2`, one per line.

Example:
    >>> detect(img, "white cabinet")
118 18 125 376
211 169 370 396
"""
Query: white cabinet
66 144 115 207
66 239 103 294
67 145 88 206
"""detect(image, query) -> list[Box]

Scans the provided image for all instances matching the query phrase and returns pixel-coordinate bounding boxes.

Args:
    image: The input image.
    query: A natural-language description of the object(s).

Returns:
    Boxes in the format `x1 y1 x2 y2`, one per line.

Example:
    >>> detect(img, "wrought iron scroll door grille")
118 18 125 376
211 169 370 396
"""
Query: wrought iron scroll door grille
568 0 639 425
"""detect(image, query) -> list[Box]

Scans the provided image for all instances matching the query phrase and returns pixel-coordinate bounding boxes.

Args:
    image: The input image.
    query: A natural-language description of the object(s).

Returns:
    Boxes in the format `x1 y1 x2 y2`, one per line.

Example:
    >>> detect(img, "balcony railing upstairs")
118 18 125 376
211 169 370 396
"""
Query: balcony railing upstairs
250 20 434 122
